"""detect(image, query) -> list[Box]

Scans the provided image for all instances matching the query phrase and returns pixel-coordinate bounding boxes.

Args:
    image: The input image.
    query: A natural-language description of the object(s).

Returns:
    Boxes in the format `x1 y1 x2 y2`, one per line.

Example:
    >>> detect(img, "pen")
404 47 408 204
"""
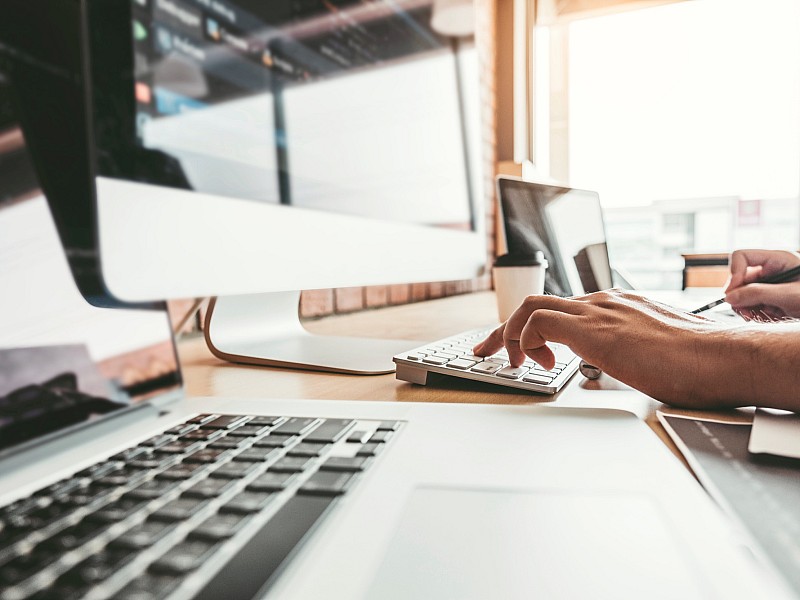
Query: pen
690 264 800 314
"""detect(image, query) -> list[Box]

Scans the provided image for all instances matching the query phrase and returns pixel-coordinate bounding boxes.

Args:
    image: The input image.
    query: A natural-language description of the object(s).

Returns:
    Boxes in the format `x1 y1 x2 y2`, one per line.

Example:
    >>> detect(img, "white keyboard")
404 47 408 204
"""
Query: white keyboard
393 327 580 394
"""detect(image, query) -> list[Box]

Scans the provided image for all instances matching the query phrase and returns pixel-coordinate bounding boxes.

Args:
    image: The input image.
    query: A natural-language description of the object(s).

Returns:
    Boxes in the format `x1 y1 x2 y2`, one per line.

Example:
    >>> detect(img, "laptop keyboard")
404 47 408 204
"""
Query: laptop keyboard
0 414 400 600
394 327 580 393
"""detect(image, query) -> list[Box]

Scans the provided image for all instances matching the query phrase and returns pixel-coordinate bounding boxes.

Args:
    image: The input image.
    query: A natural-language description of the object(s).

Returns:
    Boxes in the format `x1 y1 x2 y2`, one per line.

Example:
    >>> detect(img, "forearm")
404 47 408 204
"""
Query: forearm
690 325 800 411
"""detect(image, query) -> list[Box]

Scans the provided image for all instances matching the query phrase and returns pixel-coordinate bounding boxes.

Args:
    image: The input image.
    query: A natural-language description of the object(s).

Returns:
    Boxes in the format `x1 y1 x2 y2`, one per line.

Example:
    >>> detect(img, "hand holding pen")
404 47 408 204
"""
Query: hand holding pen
691 250 800 319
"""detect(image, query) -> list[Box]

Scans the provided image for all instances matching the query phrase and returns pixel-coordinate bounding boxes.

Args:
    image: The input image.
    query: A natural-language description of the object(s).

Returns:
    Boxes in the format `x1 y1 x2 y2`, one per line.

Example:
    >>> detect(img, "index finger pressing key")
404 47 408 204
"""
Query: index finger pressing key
502 295 586 365
473 323 506 357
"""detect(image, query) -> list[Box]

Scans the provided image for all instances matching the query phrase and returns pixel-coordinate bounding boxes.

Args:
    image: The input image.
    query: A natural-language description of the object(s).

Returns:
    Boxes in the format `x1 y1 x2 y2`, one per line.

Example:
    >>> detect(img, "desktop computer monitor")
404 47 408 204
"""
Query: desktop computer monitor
2 0 486 374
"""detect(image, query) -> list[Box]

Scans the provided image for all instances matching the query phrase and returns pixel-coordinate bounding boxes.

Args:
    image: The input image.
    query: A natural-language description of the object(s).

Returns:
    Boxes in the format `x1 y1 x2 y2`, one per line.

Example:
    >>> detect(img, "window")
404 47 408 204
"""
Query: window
541 0 800 288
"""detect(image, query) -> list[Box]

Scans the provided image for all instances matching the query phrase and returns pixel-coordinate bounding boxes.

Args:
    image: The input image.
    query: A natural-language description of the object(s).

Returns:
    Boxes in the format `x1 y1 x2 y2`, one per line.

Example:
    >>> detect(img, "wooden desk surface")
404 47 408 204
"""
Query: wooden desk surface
178 291 751 467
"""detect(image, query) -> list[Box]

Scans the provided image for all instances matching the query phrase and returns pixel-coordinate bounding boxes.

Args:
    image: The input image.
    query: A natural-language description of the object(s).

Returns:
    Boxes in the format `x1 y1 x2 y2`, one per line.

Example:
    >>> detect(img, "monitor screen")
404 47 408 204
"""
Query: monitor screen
497 178 612 297
74 0 487 302
130 0 476 230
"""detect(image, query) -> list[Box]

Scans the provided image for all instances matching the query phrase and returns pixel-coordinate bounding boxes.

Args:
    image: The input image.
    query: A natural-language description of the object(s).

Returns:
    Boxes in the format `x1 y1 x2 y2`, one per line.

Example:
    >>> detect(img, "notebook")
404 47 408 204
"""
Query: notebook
0 137 784 600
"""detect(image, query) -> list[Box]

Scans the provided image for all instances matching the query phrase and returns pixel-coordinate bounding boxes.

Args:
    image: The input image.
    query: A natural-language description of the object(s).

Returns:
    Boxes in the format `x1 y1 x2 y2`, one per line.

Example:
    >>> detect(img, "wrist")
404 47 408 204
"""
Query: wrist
691 328 758 408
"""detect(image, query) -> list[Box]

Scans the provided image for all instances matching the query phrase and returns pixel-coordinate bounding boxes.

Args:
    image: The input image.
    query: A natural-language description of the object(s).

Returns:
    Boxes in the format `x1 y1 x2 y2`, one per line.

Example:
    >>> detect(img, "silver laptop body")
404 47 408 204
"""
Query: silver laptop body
0 196 792 600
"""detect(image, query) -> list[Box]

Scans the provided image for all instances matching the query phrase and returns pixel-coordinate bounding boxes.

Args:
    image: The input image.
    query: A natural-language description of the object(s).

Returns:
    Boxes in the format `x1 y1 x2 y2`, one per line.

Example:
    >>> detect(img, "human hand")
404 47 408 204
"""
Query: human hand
472 289 747 407
724 249 800 321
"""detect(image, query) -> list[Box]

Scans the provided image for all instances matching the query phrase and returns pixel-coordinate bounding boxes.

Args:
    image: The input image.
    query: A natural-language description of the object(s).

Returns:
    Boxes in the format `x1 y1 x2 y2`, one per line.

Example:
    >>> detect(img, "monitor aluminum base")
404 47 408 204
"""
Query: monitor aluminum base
204 292 417 375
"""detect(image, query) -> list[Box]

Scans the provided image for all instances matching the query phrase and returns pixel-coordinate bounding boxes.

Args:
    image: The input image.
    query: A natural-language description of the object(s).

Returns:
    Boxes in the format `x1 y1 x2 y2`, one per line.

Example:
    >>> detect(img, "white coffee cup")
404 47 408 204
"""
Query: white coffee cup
493 251 548 322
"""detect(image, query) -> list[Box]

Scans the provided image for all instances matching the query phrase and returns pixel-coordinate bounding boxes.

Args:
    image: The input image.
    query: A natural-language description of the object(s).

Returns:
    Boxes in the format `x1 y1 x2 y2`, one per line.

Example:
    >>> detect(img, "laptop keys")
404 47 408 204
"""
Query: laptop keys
220 492 275 515
150 540 219 574
304 419 355 443
183 478 235 499
199 415 251 430
189 513 251 541
299 471 355 496
1 413 400 600
112 521 176 550
269 417 317 437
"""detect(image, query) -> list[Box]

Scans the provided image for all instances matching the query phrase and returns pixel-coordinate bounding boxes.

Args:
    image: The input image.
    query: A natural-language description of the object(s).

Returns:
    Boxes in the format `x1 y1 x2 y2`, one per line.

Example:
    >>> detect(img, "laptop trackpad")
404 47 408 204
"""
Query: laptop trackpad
367 487 705 600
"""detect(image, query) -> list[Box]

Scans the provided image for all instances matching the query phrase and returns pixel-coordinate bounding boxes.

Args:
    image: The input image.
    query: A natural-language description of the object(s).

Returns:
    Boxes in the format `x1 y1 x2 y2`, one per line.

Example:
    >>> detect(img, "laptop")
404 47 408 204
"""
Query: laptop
494 176 614 297
0 205 792 597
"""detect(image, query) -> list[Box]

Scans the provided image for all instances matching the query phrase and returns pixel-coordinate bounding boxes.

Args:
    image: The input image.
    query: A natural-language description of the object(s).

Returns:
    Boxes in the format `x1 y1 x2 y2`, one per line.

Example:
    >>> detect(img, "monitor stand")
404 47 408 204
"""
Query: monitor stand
203 292 418 375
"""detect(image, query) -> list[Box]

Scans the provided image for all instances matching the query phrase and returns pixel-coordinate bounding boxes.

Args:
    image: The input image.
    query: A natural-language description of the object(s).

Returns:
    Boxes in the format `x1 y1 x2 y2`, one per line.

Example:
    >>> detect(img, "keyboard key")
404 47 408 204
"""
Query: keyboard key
446 358 477 370
60 547 136 588
165 423 197 436
199 415 250 430
287 442 329 457
368 430 393 444
299 471 355 496
304 419 355 443
155 463 204 480
405 353 425 361
128 478 180 500
523 374 554 385
150 540 218 574
183 478 234 499
435 352 459 359
497 366 529 380
247 471 295 492
347 430 371 443
188 414 218 425
37 520 106 553
183 449 227 464
247 416 282 427
127 459 163 470
189 513 251 541
356 443 385 457
150 498 207 522
422 356 448 365
86 495 147 523
232 447 280 463
320 456 371 472
210 462 259 480
112 521 175 549
139 435 175 448
269 456 312 473
376 421 402 431
270 417 317 437
220 492 275 514
252 435 292 448
208 438 246 450
227 424 270 438
154 441 203 455
470 361 504 375
180 429 224 442
532 367 558 377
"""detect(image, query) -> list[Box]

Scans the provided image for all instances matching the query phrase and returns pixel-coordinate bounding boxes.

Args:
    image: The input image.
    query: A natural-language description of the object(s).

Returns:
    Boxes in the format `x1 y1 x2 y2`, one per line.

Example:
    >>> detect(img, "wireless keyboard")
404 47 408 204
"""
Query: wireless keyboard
394 326 580 393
